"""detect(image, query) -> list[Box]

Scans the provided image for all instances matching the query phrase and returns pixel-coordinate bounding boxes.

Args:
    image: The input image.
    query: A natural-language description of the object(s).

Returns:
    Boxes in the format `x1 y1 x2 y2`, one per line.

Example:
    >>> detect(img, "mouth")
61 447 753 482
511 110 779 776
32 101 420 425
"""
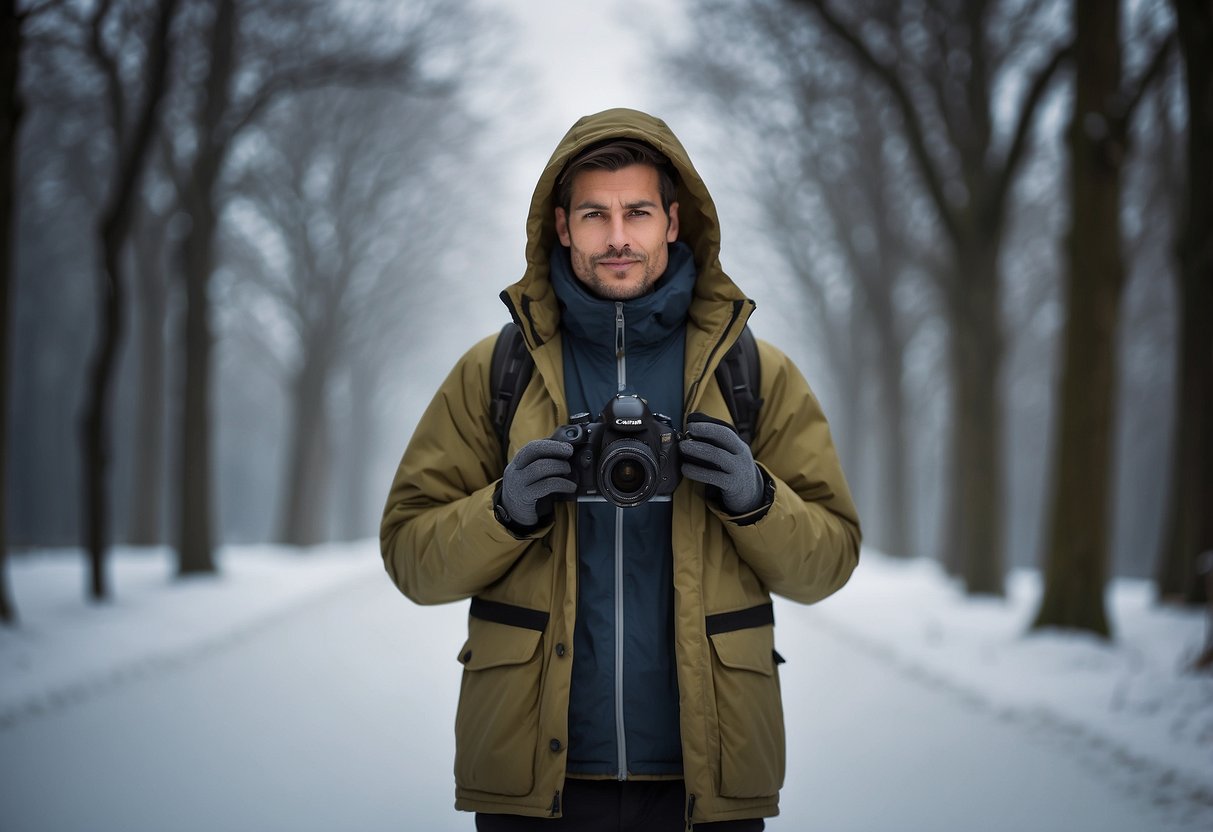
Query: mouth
596 258 641 271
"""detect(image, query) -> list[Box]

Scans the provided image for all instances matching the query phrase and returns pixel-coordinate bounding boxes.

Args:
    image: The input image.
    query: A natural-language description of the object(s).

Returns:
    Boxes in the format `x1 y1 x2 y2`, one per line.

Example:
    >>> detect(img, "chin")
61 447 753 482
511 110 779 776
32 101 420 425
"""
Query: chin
603 283 649 301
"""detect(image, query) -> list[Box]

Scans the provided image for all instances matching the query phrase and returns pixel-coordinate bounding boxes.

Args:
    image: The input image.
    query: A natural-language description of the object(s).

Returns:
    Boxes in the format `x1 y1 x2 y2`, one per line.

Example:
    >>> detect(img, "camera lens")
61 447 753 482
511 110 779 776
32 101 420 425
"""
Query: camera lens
598 439 659 508
610 459 646 493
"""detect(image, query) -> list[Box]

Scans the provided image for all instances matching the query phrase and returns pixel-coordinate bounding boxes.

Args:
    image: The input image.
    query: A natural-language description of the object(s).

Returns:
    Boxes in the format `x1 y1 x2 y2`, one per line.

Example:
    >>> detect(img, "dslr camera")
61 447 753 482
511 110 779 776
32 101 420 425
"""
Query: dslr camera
550 393 681 508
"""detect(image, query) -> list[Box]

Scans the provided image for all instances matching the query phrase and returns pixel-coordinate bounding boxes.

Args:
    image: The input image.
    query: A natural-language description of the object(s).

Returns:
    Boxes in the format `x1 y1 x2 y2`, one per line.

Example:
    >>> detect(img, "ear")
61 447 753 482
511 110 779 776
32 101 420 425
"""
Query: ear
665 202 680 243
555 207 571 247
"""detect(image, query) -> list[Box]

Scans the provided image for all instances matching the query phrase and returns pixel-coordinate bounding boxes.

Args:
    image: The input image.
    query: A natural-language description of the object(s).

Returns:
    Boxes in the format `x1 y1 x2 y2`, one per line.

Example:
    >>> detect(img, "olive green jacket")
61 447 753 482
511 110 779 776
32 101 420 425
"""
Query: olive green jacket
380 108 861 824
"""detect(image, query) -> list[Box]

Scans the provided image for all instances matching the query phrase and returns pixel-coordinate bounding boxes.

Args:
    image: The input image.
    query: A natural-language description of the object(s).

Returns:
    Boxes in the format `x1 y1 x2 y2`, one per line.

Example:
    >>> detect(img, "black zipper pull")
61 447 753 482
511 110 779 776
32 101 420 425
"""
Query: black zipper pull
685 793 696 830
549 790 561 817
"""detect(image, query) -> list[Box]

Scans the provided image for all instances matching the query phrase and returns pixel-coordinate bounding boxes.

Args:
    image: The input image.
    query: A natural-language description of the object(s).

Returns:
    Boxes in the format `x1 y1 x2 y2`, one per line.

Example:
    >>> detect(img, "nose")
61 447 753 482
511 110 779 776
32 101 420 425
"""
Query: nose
606 214 628 250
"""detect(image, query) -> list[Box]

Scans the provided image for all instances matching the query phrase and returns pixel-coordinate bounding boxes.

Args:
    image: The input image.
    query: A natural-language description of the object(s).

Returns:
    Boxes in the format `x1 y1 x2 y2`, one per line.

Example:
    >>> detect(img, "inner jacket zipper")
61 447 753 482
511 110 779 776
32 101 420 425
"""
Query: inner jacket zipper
614 301 627 781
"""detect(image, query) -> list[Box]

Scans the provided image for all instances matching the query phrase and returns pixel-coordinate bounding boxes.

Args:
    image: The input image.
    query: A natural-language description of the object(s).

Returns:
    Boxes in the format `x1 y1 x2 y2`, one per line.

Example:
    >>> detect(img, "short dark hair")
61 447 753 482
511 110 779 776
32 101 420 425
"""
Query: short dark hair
557 139 679 214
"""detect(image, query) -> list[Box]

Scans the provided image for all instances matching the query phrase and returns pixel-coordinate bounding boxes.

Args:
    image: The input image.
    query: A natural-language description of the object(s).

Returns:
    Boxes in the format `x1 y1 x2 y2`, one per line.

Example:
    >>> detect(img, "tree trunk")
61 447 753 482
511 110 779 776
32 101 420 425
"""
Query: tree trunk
1157 0 1213 606
177 202 216 575
864 263 911 557
877 344 911 557
81 220 126 600
838 287 864 507
945 244 1005 595
81 0 179 600
338 360 375 541
175 0 235 576
128 219 166 545
278 347 332 546
1033 0 1124 637
0 0 19 624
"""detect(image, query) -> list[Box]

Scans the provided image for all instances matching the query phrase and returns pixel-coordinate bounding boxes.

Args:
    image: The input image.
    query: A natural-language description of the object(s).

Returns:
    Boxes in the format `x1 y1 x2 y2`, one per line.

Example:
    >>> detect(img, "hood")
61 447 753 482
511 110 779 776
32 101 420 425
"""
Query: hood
501 108 752 349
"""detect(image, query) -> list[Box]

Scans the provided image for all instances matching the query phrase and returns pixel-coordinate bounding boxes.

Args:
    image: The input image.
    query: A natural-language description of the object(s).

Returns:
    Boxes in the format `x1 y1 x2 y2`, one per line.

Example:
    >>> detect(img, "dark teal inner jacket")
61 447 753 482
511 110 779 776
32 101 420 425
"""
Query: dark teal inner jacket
549 241 696 777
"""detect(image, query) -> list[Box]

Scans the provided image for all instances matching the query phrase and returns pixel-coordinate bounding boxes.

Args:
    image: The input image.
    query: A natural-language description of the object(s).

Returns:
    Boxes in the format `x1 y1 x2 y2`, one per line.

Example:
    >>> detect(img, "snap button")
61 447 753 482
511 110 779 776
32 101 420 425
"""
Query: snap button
461 650 472 664
549 738 562 753
555 643 567 657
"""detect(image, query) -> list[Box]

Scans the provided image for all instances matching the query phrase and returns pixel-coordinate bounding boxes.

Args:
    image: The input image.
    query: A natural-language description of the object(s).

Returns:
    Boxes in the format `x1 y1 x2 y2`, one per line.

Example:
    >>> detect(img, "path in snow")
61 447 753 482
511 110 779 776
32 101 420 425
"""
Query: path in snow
0 567 1205 832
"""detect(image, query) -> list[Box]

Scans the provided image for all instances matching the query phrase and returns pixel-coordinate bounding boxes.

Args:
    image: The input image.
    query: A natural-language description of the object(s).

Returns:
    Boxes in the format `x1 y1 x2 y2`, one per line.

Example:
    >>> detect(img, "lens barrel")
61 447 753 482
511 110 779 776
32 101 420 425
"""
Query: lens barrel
597 439 660 507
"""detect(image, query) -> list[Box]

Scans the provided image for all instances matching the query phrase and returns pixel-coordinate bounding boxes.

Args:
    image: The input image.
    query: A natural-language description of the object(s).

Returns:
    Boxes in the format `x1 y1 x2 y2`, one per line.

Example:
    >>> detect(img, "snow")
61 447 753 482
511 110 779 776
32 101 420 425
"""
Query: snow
796 557 1213 792
0 544 371 730
1 543 1210 831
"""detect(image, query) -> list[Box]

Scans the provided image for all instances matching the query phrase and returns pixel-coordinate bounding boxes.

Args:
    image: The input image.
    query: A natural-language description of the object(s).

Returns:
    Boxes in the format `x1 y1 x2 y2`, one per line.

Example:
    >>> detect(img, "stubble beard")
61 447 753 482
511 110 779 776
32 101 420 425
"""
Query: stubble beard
572 246 665 301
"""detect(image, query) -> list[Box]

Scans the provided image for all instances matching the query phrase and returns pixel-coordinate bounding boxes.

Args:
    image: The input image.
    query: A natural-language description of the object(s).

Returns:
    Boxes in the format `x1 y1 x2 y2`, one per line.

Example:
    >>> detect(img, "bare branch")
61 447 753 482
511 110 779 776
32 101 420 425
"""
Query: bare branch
797 0 962 247
1121 32 1177 125
87 0 124 145
219 48 428 153
101 0 180 246
17 0 67 23
990 38 1073 221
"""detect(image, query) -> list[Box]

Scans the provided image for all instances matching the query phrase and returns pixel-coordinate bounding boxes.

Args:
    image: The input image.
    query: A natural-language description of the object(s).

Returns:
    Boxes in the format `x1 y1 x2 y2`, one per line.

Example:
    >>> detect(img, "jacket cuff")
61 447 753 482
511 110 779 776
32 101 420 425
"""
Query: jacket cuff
491 482 553 539
712 466 776 527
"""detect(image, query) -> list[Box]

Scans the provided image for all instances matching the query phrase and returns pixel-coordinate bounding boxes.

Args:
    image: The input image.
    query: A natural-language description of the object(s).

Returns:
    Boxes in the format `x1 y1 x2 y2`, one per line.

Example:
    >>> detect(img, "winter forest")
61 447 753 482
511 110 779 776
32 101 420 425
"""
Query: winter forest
2 0 1212 830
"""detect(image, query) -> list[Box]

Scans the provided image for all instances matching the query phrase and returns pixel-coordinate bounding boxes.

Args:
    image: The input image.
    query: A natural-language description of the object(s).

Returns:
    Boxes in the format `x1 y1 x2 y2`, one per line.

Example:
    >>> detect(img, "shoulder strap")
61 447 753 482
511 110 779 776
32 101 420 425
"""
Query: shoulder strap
490 322 534 463
715 326 763 445
492 322 763 457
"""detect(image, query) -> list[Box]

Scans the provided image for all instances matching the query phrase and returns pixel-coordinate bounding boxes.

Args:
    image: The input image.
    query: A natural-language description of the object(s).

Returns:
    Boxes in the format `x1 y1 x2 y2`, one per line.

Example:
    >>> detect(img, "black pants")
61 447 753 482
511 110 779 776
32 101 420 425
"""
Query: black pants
475 779 765 831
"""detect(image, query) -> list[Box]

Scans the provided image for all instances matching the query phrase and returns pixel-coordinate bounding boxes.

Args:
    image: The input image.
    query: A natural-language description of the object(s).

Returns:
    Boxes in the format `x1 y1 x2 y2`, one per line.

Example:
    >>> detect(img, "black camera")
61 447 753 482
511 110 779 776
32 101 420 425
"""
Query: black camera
550 393 681 508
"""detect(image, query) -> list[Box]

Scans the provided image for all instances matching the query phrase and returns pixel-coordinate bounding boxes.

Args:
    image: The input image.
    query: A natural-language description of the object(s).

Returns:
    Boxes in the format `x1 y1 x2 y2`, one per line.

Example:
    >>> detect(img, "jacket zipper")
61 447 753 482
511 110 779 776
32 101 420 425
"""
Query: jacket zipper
685 299 748 422
549 790 561 816
685 793 696 830
615 302 627 392
614 505 627 780
614 300 628 781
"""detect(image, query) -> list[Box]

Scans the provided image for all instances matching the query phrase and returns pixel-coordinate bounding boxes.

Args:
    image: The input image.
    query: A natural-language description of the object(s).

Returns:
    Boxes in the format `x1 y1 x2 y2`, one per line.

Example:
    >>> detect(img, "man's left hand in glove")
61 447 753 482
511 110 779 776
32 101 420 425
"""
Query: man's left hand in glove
679 413 768 515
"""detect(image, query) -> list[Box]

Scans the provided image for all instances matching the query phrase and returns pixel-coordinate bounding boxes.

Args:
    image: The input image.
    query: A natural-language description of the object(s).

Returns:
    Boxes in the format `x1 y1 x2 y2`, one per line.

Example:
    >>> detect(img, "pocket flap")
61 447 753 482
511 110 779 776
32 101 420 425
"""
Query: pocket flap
457 616 543 671
709 625 776 676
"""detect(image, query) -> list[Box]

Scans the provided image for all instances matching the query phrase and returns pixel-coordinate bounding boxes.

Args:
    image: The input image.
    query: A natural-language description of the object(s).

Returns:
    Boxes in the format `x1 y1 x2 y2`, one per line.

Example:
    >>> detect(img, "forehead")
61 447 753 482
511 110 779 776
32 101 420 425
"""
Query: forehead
567 164 662 205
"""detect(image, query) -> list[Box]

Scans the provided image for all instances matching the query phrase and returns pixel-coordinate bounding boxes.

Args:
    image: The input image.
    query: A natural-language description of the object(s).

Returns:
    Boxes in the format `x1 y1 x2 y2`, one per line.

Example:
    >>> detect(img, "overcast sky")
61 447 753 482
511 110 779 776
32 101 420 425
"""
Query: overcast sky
495 0 691 133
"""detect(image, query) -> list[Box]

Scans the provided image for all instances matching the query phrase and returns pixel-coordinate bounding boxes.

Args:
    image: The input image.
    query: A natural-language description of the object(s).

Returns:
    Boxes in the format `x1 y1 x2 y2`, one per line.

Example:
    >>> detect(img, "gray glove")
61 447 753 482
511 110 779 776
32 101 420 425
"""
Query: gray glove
679 414 765 515
499 439 577 528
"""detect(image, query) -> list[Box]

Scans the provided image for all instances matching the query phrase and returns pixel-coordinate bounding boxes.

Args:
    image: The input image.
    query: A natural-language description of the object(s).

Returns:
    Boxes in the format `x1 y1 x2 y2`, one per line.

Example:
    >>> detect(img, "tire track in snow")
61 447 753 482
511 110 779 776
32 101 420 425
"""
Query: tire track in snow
803 607 1213 832
0 568 377 733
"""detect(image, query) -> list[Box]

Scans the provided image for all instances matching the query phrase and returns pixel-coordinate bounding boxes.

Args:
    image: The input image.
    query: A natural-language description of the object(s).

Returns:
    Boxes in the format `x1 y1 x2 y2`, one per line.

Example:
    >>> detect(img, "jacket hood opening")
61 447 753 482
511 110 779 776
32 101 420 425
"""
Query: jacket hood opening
505 109 750 343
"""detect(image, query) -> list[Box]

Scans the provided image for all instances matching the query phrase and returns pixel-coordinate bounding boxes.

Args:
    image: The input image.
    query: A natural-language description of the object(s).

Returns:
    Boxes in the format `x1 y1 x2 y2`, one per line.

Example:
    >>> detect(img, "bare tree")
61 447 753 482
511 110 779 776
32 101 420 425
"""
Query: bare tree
671 1 939 557
126 172 174 545
159 0 457 571
224 87 474 545
76 0 179 600
1033 3 1174 637
0 0 30 623
1156 0 1213 608
791 0 1072 594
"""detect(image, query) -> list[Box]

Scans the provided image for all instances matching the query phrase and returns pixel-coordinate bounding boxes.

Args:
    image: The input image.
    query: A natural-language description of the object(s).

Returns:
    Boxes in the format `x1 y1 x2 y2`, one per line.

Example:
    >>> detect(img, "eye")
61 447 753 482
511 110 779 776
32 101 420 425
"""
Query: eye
628 209 650 217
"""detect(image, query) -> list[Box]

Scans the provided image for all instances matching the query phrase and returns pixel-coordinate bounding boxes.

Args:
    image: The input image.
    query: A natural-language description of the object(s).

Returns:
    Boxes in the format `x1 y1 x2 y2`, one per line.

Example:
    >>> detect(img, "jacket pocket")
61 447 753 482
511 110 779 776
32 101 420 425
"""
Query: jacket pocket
453 613 544 796
707 617 786 799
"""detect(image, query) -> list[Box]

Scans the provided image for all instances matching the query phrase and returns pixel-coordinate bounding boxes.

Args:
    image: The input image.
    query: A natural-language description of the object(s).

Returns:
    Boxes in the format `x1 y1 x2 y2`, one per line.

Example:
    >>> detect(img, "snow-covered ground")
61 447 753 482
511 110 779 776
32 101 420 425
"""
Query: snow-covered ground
1 543 1210 831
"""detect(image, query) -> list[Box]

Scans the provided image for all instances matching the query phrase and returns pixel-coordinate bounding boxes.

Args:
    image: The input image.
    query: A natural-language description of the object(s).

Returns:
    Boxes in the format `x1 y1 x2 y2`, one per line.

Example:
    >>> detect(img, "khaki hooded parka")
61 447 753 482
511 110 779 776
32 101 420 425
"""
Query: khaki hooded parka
380 109 861 824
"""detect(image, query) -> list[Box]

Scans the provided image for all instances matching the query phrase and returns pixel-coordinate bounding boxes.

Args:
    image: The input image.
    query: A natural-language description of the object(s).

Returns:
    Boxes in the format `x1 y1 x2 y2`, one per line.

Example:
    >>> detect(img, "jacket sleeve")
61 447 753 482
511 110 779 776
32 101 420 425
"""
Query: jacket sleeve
380 335 543 605
712 340 862 604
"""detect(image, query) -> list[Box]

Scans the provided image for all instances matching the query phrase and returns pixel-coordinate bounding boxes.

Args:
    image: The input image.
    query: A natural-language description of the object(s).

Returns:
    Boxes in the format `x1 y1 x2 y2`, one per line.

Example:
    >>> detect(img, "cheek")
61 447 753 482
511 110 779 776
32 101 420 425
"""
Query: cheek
567 226 593 254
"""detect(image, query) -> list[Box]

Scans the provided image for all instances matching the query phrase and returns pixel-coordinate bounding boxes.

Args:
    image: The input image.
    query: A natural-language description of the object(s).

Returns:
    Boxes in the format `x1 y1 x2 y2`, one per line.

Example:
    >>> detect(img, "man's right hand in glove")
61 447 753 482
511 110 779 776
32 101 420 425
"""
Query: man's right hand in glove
497 439 577 530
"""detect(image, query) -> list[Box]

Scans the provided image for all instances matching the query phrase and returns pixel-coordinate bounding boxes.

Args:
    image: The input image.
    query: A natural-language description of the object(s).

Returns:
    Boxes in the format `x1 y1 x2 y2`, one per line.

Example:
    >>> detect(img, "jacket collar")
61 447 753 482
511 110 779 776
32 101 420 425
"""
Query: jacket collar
549 242 697 349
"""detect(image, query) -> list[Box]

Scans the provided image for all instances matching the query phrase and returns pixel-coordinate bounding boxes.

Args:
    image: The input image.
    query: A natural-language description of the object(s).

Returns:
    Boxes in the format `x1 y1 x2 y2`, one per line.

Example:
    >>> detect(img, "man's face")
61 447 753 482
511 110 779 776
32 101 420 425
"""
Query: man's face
554 164 680 301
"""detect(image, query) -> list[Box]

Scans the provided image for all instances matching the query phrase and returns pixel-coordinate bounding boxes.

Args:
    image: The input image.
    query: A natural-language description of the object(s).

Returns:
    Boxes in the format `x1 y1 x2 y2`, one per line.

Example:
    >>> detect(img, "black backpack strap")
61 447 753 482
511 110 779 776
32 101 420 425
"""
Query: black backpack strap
490 322 535 463
715 326 763 445
492 321 760 460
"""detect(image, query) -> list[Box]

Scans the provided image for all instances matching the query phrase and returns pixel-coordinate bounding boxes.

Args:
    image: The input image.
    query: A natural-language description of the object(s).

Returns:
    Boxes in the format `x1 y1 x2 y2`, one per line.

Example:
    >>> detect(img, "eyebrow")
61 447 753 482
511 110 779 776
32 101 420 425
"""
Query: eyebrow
573 199 660 212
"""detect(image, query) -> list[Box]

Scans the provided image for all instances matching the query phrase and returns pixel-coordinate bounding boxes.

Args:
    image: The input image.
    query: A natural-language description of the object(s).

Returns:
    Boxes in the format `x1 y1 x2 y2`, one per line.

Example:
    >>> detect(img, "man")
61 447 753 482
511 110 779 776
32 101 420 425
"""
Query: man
381 109 860 830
